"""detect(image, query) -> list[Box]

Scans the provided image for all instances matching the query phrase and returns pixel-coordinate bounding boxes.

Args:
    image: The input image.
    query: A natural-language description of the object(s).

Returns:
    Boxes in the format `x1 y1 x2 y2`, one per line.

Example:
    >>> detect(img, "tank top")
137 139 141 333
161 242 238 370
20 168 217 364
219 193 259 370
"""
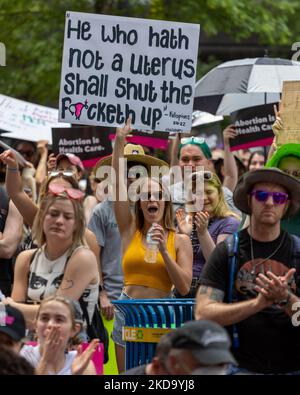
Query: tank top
20 344 77 375
122 229 176 293
27 245 98 322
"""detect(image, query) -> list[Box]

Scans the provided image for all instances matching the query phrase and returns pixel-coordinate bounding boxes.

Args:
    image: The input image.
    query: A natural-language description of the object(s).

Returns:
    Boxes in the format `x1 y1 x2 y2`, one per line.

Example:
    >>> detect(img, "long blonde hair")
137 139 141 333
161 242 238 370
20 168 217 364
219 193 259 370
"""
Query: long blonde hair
201 173 239 219
32 193 86 250
134 177 175 231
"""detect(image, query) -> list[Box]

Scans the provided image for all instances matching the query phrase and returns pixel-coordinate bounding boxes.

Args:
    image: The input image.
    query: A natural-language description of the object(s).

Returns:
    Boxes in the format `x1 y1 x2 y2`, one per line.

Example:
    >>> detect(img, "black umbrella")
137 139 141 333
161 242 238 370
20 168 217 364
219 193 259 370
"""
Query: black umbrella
194 57 300 115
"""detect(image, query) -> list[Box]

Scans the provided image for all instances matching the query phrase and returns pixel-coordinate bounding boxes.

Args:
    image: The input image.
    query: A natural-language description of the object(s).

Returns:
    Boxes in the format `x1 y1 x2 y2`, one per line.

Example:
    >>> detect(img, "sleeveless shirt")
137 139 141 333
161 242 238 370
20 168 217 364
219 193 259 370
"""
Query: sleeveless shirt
27 245 98 322
122 230 176 293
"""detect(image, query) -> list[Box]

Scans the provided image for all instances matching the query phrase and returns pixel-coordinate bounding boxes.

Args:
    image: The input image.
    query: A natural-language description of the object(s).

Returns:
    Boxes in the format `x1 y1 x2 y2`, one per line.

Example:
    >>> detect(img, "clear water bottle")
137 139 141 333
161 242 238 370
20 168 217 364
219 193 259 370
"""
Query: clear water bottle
144 223 159 263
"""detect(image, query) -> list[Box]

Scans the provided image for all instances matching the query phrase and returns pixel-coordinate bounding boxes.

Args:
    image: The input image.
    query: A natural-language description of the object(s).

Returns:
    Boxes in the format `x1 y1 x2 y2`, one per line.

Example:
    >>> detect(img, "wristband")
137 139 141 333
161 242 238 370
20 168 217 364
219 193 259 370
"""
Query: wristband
7 167 19 172
277 291 291 308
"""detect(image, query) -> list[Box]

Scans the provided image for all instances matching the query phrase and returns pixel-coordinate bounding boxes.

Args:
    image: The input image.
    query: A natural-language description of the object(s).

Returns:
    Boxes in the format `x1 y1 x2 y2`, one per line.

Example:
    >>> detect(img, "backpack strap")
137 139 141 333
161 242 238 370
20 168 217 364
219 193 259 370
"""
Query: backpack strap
78 296 91 327
290 235 300 287
291 235 300 266
224 232 240 349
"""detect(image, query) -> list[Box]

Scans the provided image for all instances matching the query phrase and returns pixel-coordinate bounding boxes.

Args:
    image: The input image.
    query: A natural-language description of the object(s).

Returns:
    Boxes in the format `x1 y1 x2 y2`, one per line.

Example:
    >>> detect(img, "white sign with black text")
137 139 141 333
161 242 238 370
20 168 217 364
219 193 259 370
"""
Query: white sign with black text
59 12 200 133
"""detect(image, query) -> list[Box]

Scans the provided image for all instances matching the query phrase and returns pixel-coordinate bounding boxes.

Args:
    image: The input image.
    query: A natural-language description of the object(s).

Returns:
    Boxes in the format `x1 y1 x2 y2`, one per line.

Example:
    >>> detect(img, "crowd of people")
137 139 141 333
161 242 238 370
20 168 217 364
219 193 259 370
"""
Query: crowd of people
0 108 300 376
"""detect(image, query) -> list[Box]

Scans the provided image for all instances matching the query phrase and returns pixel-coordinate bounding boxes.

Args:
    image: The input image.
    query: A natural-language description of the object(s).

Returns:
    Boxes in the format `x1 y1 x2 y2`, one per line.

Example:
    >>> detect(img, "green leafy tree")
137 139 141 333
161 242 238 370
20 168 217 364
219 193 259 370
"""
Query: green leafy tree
0 0 299 105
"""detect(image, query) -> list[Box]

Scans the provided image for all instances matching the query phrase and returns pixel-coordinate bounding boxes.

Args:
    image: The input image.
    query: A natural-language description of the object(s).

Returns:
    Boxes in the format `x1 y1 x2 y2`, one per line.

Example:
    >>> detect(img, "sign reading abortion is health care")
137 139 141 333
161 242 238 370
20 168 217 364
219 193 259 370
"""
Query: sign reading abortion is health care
52 126 112 168
229 102 278 151
59 12 200 133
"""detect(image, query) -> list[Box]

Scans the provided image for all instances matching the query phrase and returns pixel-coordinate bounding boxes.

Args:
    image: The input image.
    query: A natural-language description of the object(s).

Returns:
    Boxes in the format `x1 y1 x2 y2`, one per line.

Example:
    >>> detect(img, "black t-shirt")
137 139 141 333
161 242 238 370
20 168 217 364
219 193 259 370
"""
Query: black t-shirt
200 228 300 374
0 186 13 296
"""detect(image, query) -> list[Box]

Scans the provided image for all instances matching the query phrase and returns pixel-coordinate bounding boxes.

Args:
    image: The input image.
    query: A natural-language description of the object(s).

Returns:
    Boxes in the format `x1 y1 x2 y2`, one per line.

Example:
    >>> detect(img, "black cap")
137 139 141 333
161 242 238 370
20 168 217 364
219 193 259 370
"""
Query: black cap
171 320 237 366
0 305 26 342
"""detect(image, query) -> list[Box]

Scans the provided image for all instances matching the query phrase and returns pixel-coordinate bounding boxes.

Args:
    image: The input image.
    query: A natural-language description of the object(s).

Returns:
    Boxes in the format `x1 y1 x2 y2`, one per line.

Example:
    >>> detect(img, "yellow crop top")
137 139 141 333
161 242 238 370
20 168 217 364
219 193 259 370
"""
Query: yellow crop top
122 230 176 293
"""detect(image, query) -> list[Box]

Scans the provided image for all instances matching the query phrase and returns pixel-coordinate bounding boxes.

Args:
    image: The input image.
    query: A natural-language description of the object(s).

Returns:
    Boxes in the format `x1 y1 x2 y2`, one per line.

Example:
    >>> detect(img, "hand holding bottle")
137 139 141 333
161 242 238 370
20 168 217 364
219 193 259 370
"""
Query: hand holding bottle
148 223 167 254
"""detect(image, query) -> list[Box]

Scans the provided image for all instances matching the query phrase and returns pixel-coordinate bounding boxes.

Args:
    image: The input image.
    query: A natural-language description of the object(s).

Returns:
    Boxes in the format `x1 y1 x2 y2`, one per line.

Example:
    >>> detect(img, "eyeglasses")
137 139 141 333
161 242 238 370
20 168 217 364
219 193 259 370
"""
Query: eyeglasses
140 191 165 201
181 136 205 145
48 170 75 178
48 183 85 200
251 190 289 205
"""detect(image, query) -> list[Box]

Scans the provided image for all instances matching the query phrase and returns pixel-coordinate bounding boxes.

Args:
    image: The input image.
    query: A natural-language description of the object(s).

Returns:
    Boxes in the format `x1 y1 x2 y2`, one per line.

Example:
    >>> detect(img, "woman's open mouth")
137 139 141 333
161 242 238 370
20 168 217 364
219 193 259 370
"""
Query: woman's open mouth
147 206 158 214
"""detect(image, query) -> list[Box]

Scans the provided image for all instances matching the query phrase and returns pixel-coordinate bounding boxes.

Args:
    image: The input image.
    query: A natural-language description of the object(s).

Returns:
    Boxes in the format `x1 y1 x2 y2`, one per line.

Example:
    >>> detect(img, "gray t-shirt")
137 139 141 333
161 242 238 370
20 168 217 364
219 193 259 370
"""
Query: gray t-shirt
88 199 123 301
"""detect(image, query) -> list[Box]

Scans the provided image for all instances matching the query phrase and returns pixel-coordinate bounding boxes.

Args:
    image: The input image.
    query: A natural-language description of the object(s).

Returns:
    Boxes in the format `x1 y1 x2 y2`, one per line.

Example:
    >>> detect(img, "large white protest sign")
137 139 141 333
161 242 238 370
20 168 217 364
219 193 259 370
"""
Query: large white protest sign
59 12 200 132
0 94 69 143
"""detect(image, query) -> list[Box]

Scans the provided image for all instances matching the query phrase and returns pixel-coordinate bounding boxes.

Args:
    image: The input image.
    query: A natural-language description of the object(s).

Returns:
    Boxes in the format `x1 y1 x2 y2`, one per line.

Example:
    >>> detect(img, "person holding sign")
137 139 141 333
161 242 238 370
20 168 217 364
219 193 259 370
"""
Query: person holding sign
265 105 300 236
111 119 193 373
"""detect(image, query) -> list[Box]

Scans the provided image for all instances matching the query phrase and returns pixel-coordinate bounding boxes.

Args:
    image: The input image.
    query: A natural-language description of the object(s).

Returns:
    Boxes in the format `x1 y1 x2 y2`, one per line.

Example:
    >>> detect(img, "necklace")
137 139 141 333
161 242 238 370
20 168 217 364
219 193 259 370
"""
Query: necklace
44 246 65 261
249 231 286 274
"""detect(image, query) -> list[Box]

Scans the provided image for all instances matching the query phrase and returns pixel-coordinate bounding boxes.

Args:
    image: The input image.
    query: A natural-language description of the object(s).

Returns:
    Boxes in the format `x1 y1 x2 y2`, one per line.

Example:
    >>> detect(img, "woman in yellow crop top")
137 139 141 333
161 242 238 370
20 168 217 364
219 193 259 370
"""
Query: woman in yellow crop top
111 119 193 372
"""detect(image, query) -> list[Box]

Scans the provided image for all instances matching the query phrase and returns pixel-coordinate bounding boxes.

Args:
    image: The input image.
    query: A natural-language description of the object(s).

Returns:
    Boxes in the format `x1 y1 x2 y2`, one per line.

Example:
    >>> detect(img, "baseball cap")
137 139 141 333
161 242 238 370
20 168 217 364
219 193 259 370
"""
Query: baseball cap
171 320 237 366
0 305 26 342
56 153 84 172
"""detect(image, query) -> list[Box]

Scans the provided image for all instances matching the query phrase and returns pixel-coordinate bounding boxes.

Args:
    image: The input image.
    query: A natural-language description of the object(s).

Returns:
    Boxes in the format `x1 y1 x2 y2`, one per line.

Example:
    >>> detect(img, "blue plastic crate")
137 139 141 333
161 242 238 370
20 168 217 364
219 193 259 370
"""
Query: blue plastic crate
112 298 195 369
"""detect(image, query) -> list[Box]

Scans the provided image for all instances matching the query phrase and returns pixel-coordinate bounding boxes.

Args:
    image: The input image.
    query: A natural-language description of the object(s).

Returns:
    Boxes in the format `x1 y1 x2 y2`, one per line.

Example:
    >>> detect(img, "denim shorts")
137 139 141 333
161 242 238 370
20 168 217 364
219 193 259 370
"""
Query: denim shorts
111 291 132 348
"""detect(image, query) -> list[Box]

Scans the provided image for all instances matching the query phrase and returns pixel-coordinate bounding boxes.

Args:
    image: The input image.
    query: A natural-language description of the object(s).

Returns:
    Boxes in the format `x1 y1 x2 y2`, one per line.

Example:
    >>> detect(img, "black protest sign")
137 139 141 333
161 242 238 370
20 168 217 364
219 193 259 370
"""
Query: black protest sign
52 126 112 166
229 103 278 151
58 12 200 133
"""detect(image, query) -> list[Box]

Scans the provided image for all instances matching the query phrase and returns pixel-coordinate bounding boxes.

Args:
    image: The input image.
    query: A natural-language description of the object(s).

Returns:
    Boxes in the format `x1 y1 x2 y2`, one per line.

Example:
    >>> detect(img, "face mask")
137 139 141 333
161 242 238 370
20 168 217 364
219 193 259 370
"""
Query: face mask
191 366 228 375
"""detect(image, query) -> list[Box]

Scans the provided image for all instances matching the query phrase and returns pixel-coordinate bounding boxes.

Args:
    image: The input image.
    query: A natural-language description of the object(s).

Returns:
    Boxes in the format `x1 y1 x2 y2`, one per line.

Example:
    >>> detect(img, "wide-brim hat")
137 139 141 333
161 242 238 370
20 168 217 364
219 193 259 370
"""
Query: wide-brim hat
233 168 300 218
93 143 169 179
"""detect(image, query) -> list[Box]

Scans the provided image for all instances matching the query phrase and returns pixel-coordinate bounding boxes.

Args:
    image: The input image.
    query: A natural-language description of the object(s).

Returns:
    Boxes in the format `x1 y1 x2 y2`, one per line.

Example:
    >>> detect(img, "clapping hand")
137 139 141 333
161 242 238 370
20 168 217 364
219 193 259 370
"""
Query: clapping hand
176 209 193 235
255 268 295 305
71 339 99 375
194 211 210 236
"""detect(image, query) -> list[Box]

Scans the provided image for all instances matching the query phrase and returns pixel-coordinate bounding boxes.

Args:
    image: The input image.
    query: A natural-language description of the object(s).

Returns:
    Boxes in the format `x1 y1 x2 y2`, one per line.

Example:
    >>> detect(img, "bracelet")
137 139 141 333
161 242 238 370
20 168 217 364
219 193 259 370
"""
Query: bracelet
7 167 19 173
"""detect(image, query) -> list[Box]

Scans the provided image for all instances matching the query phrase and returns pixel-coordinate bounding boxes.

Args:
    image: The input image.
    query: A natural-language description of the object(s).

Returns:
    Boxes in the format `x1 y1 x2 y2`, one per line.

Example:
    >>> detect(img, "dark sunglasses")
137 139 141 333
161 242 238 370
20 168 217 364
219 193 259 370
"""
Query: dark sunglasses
251 190 289 205
191 171 213 182
140 191 165 201
48 183 84 200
